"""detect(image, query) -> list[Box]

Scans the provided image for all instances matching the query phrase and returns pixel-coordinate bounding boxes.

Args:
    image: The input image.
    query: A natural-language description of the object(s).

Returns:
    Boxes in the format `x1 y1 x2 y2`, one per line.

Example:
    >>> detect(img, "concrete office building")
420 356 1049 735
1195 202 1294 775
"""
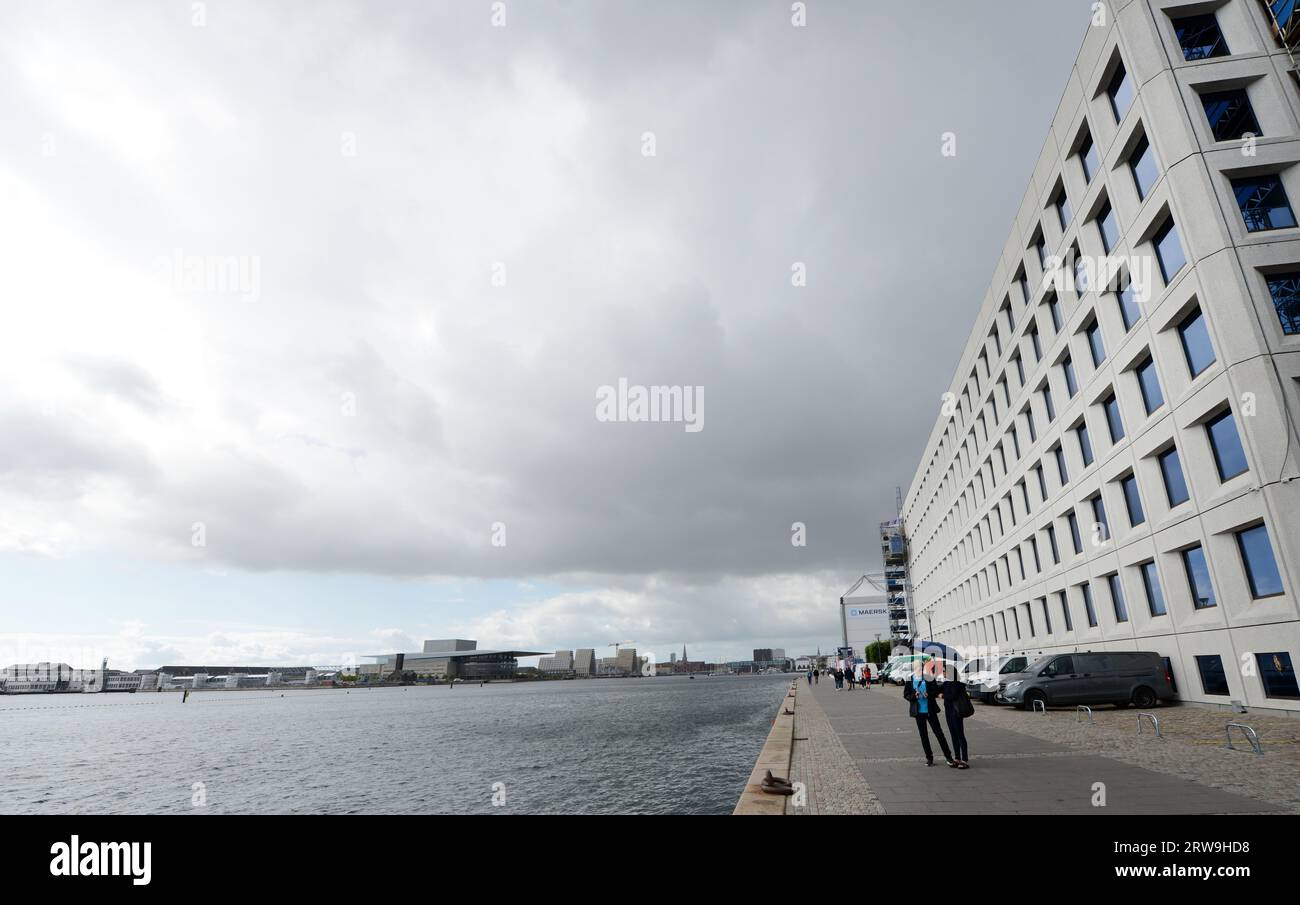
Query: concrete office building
538 650 575 675
901 0 1300 713
573 648 596 676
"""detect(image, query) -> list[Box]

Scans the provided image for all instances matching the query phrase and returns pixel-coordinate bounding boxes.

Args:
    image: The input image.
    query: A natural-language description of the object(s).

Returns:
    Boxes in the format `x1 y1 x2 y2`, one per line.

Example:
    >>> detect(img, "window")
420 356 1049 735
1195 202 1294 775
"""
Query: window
1107 61 1133 122
1055 188 1073 231
1067 510 1083 554
1079 130 1100 183
1082 581 1099 626
1012 353 1025 388
1040 598 1052 635
1174 13 1229 60
1043 385 1057 422
1047 293 1063 333
1032 233 1047 270
1028 323 1042 361
1201 88 1259 142
1129 135 1158 201
1265 271 1300 335
1046 523 1060 564
1206 409 1249 481
1256 652 1300 699
1108 573 1129 622
1059 591 1073 632
1062 355 1079 397
1183 544 1217 609
1091 493 1109 542
1117 278 1141 331
1024 406 1037 441
1097 200 1120 254
1177 307 1216 377
1158 446 1190 507
1236 523 1284 598
1086 320 1106 367
1073 249 1089 294
1121 473 1144 526
1195 655 1230 696
1034 462 1047 498
1153 218 1186 284
1103 393 1125 443
1233 175 1297 233
1053 443 1069 485
1077 422 1094 467
1136 357 1164 414
1140 561 1166 616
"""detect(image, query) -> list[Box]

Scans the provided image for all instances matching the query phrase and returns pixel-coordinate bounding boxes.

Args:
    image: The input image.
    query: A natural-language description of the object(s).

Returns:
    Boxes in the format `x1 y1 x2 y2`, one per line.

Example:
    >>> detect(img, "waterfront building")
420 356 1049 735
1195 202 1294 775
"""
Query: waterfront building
573 648 596 676
538 650 575 675
900 0 1300 712
365 641 546 681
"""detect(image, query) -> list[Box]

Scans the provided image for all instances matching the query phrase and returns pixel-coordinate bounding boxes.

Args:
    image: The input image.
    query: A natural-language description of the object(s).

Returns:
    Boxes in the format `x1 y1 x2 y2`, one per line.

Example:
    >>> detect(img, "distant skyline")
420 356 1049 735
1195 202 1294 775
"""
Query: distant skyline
0 1 1085 669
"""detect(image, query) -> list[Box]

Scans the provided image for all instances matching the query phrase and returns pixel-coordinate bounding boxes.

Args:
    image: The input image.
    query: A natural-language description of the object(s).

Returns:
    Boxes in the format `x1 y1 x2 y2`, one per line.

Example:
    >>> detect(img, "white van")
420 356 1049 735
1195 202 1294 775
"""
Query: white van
965 655 1036 703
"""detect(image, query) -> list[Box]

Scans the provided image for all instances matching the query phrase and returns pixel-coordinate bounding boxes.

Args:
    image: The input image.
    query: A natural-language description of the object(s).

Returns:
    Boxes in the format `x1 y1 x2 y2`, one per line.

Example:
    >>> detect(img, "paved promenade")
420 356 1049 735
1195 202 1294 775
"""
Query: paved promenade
791 679 1283 815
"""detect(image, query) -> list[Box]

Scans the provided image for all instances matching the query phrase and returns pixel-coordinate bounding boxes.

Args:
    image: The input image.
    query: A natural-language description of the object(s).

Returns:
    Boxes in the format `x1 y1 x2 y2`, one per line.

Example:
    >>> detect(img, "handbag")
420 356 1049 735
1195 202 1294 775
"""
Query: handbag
956 684 975 719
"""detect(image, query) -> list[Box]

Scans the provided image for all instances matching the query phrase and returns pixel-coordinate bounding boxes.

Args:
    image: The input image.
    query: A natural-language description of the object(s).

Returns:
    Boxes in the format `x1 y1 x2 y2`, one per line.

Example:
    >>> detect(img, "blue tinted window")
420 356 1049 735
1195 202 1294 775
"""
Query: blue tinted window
1087 322 1106 367
1117 280 1141 330
1063 356 1078 397
1201 89 1259 142
1206 409 1248 481
1154 218 1186 283
1256 652 1300 699
1266 271 1300 335
1080 132 1100 183
1178 308 1216 377
1195 655 1229 695
1047 294 1063 332
1054 444 1068 485
1130 135 1158 200
1082 581 1099 626
1121 473 1144 526
1104 393 1124 443
1158 446 1190 507
1108 63 1133 121
1059 591 1073 631
1108 574 1129 622
1091 493 1109 540
1033 235 1046 269
1233 175 1297 232
1077 422 1094 466
1137 358 1164 414
1067 510 1082 553
1056 191 1072 230
1043 386 1057 422
1141 561 1167 616
1098 201 1120 254
1237 524 1284 598
1175 13 1229 60
1046 523 1059 563
1183 544 1217 609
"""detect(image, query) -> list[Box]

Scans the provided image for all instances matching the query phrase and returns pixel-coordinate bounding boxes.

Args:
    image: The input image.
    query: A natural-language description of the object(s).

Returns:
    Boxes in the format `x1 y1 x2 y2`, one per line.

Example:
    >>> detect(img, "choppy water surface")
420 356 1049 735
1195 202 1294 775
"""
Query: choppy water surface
1 675 789 814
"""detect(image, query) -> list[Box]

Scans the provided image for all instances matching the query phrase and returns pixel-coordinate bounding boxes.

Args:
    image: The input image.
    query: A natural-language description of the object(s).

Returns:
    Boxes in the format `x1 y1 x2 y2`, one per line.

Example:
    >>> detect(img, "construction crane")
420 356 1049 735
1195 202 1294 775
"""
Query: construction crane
607 640 634 653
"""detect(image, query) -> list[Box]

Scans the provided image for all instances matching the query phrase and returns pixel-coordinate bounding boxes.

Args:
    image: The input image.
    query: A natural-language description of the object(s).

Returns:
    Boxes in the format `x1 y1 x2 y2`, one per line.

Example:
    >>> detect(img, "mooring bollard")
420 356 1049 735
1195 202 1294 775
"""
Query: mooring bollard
1137 711 1161 738
1226 722 1263 755
1075 705 1093 724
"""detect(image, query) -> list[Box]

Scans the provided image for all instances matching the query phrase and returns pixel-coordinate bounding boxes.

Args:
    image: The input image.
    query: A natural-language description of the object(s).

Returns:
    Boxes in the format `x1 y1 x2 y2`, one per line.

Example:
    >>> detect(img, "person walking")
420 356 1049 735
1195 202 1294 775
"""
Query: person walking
940 662 972 769
862 664 872 688
806 669 813 686
903 660 955 767
845 667 855 691
813 667 820 684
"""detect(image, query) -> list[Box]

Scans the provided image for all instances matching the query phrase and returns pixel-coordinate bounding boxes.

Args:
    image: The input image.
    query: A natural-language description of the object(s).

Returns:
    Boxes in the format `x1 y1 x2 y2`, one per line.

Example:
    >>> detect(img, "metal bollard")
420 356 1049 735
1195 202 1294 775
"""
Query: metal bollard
1032 698 1046 714
1225 723 1263 755
1137 712 1161 738
1075 705 1093 724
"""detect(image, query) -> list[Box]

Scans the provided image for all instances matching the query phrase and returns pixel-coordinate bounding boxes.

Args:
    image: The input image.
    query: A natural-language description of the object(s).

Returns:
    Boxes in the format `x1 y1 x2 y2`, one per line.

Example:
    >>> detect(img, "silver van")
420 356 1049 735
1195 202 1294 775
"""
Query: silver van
998 651 1175 710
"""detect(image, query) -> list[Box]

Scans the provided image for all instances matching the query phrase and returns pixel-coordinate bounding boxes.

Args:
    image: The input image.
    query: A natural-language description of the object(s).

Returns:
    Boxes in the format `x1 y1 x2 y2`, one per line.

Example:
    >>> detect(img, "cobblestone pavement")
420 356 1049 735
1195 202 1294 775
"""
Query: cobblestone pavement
796 680 1287 814
787 679 884 815
970 699 1300 813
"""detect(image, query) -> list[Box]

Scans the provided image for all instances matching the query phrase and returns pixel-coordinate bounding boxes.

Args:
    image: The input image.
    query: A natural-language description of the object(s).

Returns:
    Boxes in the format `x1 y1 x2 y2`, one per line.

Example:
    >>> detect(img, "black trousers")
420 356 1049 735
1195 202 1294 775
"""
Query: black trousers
945 709 968 762
914 711 952 762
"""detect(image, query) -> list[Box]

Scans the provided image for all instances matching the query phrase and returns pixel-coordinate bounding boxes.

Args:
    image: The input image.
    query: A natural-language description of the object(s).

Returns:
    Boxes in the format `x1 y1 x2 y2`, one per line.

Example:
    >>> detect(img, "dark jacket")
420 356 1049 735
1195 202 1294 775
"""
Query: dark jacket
941 679 969 718
903 677 942 717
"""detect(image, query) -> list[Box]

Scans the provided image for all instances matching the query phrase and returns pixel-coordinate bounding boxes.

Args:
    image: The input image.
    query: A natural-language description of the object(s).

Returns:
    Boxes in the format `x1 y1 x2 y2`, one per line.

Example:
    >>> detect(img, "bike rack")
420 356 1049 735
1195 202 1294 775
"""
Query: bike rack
1225 723 1263 755
1137 712 1161 738
1032 698 1046 713
1075 705 1094 724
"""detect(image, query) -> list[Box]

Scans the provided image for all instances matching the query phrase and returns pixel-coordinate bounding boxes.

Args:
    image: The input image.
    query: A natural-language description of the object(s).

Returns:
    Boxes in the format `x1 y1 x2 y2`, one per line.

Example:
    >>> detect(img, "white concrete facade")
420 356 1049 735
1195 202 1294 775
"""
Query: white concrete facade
902 0 1300 713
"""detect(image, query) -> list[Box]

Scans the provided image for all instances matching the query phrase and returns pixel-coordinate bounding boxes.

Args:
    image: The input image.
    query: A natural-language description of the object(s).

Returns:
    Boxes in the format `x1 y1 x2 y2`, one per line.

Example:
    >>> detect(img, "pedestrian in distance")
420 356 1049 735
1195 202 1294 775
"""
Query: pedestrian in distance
845 667 855 691
862 664 872 688
903 659 955 767
806 669 813 686
940 661 973 769
813 668 820 684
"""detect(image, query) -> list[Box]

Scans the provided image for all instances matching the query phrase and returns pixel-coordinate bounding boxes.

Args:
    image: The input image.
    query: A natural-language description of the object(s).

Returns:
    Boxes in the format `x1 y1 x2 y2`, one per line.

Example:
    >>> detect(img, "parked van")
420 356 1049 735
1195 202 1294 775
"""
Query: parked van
965 655 1035 704
998 651 1175 710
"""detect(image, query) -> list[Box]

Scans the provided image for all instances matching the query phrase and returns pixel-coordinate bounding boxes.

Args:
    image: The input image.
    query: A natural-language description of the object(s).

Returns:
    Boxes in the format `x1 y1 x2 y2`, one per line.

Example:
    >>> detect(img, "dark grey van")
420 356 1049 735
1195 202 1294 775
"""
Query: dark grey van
998 651 1175 710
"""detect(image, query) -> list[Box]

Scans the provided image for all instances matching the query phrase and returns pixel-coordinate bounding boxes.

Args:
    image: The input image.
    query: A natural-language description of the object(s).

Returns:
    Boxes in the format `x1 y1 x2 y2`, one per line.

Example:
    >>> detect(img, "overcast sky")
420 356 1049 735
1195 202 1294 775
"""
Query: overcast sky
0 1 1089 668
